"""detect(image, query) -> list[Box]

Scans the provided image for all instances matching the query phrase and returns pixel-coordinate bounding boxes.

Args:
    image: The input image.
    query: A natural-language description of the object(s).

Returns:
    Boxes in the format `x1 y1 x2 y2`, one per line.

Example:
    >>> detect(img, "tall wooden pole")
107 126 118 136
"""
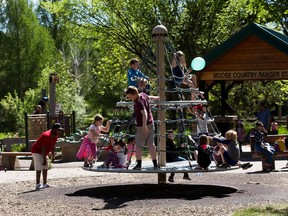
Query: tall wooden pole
152 25 167 184
49 74 59 115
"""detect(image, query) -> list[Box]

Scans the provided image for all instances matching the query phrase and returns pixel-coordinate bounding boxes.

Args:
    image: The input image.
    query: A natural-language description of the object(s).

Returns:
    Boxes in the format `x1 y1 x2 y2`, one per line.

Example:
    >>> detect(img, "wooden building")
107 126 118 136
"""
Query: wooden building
198 22 288 116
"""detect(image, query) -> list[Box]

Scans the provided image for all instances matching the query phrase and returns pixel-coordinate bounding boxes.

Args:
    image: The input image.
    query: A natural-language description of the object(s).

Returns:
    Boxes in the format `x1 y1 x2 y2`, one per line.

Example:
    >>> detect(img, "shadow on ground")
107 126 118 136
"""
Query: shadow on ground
66 184 238 210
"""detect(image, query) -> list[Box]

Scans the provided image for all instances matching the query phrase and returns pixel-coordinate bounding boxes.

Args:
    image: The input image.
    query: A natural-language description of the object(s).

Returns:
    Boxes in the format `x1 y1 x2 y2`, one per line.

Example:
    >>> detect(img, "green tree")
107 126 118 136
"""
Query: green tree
37 0 288 117
208 80 288 118
0 91 23 132
261 0 288 35
0 0 54 98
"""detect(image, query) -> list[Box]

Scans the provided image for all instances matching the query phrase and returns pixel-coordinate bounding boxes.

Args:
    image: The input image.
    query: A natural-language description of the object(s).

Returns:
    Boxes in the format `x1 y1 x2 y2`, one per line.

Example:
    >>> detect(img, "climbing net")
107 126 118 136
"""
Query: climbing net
84 35 230 174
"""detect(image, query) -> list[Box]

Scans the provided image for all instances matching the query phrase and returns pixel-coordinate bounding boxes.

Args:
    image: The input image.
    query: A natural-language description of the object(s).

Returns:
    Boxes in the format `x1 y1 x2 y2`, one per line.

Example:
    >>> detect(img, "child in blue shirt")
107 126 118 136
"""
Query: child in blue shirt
127 58 150 93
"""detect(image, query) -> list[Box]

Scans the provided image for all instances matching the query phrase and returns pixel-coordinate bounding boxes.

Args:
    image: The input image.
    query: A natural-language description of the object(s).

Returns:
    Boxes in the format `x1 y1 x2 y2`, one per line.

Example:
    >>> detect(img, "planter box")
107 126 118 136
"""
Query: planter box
59 142 81 162
57 141 109 162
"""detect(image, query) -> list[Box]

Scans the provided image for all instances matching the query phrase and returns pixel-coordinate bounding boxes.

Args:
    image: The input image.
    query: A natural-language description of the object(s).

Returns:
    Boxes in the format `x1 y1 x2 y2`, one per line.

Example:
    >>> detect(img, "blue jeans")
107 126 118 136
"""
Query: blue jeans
254 143 275 164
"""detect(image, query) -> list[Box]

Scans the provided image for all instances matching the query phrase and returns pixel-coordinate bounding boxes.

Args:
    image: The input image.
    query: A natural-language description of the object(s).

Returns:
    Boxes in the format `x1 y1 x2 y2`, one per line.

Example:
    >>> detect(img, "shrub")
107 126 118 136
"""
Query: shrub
0 92 23 133
11 143 26 152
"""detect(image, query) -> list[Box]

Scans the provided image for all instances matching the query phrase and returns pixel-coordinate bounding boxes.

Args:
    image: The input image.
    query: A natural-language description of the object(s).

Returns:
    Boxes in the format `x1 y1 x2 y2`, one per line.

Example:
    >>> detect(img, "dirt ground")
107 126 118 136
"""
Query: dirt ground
1 161 288 216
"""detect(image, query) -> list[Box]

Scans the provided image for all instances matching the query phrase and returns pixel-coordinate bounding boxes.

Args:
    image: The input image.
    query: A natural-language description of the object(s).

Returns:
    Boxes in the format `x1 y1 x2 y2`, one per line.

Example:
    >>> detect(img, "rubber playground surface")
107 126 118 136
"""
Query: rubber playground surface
1 158 288 216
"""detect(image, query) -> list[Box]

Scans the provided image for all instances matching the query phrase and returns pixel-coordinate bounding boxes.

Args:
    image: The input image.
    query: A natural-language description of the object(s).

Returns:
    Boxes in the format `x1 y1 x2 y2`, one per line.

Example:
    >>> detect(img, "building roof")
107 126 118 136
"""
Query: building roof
204 22 288 65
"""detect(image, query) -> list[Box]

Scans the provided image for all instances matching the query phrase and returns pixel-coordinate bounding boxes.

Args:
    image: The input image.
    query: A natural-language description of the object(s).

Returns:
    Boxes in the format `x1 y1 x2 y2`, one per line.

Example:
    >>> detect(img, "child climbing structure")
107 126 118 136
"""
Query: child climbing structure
85 25 237 184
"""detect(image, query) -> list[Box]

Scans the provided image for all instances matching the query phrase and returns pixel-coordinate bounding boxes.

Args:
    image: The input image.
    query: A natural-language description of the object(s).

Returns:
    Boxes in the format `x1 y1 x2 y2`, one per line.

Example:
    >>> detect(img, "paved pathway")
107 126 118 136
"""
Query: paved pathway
1 158 287 184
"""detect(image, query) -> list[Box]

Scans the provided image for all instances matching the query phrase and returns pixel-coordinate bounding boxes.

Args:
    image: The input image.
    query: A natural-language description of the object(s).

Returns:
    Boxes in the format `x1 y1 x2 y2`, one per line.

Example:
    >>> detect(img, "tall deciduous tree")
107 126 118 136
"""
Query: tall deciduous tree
261 0 288 35
42 0 288 116
0 0 54 98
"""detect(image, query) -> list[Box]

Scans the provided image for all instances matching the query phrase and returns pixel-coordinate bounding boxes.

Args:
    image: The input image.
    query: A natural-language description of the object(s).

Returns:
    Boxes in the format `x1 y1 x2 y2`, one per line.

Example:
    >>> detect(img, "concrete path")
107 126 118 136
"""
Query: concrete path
1 158 287 184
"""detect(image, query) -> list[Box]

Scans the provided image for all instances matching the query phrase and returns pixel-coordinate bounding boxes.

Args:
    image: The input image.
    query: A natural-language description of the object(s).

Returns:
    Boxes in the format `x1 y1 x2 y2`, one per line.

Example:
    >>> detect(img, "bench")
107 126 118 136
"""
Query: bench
0 152 34 170
250 134 288 171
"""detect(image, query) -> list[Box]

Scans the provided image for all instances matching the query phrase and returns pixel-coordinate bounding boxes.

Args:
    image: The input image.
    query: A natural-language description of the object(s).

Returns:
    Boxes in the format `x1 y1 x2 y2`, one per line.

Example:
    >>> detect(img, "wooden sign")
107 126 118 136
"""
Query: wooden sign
200 70 288 81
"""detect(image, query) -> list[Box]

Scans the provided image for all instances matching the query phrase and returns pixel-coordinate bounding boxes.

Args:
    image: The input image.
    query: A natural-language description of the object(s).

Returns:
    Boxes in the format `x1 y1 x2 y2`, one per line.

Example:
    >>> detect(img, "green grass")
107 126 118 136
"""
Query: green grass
234 204 288 216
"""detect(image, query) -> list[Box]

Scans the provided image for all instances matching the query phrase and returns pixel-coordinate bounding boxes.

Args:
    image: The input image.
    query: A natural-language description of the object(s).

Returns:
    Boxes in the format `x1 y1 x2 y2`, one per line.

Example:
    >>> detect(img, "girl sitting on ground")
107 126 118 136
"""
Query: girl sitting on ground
213 140 224 167
102 139 127 168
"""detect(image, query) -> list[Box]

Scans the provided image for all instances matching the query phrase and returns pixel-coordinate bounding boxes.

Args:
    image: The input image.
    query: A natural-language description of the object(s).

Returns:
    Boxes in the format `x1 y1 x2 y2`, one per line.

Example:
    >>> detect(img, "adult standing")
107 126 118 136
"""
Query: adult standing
125 86 159 169
31 123 64 190
256 102 271 132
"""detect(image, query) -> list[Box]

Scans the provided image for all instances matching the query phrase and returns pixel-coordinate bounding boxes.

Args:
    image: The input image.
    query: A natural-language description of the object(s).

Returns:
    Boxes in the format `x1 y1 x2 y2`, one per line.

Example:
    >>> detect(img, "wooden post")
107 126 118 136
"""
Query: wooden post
278 105 282 120
49 74 59 115
72 111 76 133
24 112 29 151
152 25 168 184
220 81 226 117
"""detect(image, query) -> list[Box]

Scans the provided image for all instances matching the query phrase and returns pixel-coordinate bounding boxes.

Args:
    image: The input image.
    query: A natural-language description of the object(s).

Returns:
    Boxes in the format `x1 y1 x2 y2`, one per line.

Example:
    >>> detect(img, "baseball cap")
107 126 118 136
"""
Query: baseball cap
52 123 64 130
42 96 48 102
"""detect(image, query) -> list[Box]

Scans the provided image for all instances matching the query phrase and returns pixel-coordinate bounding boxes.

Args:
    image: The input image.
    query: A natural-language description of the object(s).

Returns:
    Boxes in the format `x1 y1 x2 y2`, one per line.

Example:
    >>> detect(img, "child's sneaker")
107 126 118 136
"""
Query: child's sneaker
153 165 159 170
168 176 174 182
102 163 108 168
35 183 42 191
194 165 202 170
265 168 272 172
183 175 191 180
241 163 253 170
41 184 50 189
133 165 141 170
219 163 231 169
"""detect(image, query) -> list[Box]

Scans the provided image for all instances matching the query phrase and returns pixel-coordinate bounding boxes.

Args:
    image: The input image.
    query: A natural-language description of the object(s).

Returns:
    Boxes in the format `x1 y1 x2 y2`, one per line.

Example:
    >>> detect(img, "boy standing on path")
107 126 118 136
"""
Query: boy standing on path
31 123 64 190
125 86 159 170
